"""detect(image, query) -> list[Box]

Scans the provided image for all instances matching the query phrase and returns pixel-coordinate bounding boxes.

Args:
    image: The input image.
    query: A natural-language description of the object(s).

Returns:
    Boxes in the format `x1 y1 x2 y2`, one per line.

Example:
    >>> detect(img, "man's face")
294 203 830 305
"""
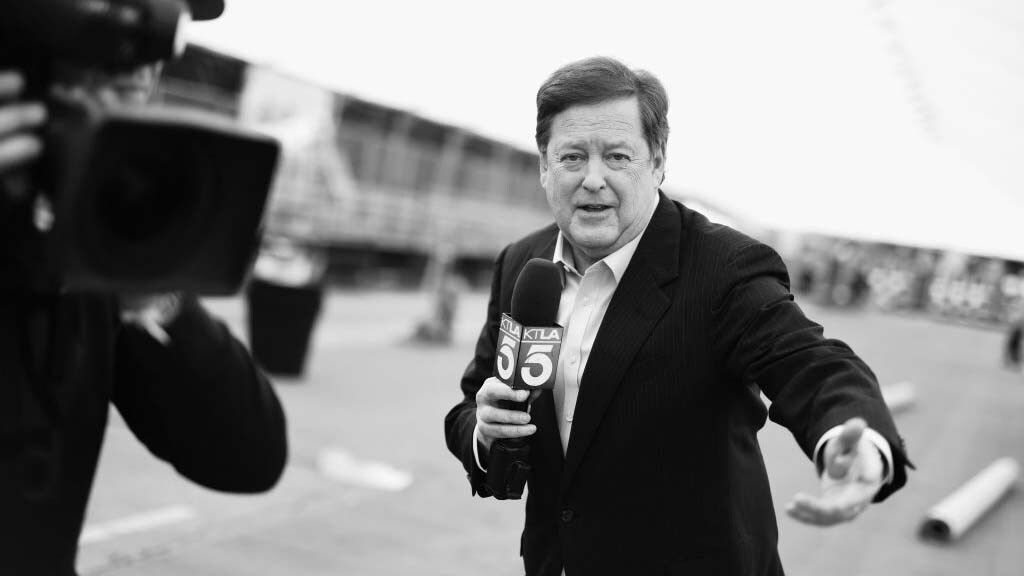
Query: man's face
539 96 664 266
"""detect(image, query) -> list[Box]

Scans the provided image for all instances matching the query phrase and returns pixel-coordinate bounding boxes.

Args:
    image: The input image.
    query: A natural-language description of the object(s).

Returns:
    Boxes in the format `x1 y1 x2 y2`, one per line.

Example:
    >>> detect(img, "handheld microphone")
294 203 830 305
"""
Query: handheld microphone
487 258 563 500
498 258 564 396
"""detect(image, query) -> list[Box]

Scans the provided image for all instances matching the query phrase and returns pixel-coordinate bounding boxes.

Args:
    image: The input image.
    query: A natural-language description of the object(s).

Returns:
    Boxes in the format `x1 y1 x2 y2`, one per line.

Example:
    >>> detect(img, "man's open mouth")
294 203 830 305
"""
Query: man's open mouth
579 204 612 212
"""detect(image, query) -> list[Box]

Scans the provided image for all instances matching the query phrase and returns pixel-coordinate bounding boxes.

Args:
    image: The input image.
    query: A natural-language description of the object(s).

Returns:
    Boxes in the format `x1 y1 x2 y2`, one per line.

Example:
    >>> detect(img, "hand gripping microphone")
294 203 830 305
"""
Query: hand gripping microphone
486 258 564 500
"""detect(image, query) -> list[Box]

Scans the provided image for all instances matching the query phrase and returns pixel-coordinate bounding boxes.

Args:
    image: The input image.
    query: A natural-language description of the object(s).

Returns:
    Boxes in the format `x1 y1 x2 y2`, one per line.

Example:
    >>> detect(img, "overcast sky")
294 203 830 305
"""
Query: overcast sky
187 0 1024 258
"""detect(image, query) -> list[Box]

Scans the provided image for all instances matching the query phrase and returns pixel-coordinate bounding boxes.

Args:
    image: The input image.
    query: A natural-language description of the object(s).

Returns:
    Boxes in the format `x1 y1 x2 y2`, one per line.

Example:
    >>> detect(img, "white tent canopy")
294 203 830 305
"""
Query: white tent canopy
187 0 1024 260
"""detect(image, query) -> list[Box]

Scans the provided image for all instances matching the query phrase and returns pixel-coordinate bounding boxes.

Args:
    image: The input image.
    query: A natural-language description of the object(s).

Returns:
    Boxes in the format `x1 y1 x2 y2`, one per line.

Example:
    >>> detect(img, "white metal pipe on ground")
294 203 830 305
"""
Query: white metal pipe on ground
920 458 1019 542
881 381 916 414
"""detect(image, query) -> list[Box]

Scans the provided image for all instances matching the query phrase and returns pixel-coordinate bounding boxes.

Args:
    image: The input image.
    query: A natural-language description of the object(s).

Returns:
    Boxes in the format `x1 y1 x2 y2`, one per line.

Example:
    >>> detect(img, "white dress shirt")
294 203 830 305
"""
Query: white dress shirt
549 223 645 454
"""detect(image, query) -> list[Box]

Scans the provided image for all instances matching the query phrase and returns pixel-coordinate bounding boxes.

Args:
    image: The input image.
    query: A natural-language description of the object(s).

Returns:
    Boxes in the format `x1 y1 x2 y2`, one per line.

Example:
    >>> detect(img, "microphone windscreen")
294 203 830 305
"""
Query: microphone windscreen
511 258 563 327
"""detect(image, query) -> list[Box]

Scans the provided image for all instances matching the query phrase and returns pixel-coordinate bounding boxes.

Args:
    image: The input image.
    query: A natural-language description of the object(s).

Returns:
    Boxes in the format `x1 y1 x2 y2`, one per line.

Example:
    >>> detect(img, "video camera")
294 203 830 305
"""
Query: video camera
0 0 279 295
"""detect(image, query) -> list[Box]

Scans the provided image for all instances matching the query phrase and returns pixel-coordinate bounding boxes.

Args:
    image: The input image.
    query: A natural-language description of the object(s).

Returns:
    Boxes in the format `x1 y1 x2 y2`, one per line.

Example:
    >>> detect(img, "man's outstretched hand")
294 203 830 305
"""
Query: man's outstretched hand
786 417 884 526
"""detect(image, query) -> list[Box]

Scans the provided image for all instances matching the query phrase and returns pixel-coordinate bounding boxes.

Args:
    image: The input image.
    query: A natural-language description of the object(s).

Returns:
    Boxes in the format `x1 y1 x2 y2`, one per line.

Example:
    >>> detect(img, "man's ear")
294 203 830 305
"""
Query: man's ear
538 150 549 188
652 150 666 186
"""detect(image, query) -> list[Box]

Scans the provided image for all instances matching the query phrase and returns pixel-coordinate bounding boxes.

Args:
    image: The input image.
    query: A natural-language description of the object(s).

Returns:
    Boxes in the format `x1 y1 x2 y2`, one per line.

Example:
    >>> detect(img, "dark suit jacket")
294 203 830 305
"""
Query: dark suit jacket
445 194 909 576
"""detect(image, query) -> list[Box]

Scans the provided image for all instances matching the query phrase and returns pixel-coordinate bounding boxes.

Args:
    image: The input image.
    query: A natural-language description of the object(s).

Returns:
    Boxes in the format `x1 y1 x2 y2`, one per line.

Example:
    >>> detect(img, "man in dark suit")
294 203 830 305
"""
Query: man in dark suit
445 56 911 576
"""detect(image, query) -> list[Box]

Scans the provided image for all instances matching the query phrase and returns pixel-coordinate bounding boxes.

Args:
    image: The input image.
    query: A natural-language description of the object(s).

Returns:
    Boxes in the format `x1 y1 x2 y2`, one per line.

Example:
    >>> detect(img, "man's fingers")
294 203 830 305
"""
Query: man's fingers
478 405 531 426
785 494 834 526
826 452 855 480
793 418 879 528
0 134 43 174
786 492 866 527
0 81 47 175
836 417 866 454
787 477 877 527
0 72 26 99
0 102 46 135
476 380 536 442
826 417 866 479
831 479 882 509
478 422 537 440
476 379 529 405
786 502 852 526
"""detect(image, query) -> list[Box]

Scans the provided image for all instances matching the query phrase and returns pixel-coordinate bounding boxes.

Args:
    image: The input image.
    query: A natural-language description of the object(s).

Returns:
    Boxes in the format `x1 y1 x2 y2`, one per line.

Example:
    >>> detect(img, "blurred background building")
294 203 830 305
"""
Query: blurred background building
159 45 550 289
157 43 1023 328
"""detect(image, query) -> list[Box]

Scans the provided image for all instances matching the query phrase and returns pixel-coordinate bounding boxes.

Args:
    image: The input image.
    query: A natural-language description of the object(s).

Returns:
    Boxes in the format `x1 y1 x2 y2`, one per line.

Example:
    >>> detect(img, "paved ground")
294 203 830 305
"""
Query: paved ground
76 290 1024 575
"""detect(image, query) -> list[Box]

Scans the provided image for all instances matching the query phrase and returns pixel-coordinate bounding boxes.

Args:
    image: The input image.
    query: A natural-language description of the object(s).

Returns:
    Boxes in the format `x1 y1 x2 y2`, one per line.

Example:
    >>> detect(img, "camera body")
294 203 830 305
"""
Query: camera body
0 0 279 295
0 0 188 72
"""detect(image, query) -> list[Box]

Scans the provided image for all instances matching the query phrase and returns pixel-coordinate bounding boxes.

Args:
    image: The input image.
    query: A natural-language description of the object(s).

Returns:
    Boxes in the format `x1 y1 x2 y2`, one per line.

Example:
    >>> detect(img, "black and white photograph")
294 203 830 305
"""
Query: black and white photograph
1 1 1022 574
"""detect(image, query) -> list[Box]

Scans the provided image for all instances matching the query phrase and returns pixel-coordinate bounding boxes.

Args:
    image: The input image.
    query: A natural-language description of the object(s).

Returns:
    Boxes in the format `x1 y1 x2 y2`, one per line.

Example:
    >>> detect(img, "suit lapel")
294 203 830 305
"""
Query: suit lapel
531 230 558 264
560 194 681 495
529 387 563 479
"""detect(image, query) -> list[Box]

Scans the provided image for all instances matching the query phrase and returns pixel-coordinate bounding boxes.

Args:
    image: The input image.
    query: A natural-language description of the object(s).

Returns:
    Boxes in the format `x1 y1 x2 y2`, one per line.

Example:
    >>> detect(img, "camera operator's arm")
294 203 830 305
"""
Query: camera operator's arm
112 294 287 493
0 71 46 176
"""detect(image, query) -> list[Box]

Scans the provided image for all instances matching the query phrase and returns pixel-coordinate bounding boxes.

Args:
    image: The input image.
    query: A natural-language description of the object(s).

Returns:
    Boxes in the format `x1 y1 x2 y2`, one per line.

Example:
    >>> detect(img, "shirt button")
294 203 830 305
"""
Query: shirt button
570 356 578 365
566 411 573 422
561 508 575 523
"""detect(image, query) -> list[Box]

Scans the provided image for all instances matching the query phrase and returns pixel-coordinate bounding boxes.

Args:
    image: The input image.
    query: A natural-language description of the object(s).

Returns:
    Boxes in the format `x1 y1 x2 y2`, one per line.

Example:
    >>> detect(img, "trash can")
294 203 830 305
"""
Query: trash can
246 238 327 378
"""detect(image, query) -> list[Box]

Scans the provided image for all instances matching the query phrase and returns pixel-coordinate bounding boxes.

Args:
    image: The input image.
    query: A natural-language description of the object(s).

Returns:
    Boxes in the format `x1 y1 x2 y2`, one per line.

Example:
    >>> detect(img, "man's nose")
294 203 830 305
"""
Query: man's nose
581 159 606 192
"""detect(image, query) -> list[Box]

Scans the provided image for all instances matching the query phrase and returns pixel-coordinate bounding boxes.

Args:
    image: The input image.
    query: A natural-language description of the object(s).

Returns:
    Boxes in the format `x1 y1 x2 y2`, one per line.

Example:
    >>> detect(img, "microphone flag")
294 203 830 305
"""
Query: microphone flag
496 313 562 390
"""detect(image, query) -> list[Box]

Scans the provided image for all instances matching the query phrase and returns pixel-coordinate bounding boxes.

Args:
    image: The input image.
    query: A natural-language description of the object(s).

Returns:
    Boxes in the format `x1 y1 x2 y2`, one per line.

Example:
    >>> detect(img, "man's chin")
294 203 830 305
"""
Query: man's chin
565 232 616 260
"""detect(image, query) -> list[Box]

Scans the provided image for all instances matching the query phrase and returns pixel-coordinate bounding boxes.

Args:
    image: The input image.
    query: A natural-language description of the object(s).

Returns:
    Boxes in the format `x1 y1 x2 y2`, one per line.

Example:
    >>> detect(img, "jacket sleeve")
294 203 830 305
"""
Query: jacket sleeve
444 246 508 497
112 295 287 493
710 242 911 501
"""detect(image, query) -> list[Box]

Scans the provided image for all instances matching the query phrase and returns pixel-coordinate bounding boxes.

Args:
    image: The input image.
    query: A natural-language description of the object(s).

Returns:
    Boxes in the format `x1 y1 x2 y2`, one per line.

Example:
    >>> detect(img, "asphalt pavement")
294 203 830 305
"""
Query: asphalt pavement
75 290 1024 575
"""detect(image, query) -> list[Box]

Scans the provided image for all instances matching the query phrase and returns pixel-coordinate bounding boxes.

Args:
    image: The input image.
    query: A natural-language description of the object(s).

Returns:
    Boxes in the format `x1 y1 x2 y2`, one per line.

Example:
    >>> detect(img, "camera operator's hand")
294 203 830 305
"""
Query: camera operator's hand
475 377 537 452
119 293 184 346
0 71 46 177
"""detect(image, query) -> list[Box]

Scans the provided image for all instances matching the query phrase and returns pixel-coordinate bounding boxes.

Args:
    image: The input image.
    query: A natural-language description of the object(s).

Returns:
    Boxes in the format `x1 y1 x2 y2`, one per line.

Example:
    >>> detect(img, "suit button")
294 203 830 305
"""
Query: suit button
560 508 575 523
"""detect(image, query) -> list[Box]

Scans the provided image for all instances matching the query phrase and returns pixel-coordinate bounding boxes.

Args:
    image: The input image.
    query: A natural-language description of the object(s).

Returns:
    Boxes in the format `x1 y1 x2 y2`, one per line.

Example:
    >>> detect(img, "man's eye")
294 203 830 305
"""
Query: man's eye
560 153 585 164
606 153 631 168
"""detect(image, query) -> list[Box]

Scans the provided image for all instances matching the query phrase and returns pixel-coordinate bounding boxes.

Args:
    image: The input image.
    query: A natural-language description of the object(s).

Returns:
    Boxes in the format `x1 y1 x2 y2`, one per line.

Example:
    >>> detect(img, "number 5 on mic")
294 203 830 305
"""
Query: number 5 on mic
495 314 523 385
513 326 563 390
